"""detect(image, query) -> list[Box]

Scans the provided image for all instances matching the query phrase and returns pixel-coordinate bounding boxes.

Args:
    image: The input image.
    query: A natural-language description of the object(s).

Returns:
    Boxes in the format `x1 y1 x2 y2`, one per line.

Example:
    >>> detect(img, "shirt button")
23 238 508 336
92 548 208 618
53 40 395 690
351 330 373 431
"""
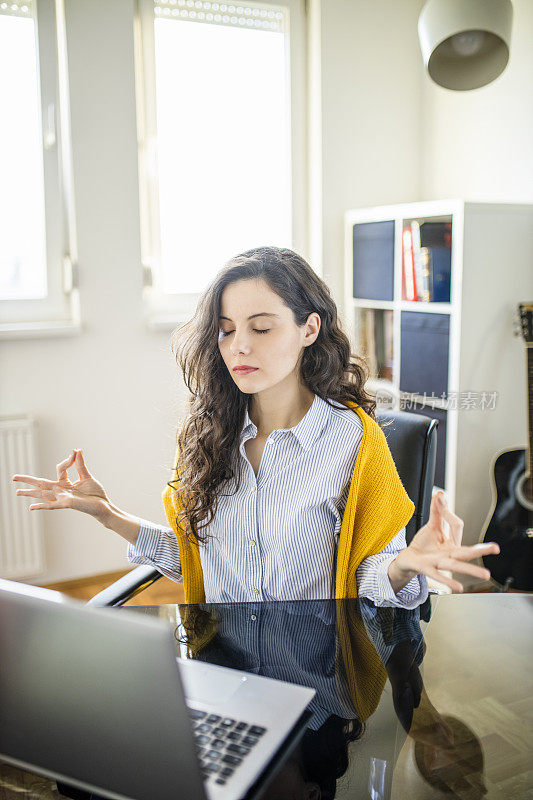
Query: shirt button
249 540 256 547
251 486 257 493
253 588 259 594
251 614 257 621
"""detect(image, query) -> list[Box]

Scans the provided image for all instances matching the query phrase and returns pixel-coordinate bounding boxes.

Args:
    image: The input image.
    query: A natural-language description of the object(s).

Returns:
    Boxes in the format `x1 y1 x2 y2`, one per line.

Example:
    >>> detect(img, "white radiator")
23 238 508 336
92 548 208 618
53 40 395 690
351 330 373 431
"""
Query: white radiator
0 416 45 579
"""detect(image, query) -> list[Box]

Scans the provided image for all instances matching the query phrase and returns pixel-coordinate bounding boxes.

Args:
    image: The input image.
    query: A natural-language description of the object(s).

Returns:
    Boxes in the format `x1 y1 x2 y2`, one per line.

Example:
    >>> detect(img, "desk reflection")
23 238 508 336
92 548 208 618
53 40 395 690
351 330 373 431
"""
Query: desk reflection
126 597 487 800
2 595 531 800
180 598 425 800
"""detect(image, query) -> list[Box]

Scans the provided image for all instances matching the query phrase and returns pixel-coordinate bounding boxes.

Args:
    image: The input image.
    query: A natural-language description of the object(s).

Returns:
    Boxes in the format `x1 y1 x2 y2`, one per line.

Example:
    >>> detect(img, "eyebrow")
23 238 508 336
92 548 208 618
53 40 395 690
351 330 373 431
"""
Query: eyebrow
218 313 280 322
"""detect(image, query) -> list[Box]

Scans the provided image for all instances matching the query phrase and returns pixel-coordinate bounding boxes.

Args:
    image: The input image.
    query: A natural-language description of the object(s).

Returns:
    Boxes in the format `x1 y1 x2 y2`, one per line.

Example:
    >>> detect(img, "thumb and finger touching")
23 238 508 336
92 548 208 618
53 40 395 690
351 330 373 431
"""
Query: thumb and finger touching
408 493 500 591
427 492 465 547
14 448 105 513
56 449 91 484
74 449 91 481
56 451 77 482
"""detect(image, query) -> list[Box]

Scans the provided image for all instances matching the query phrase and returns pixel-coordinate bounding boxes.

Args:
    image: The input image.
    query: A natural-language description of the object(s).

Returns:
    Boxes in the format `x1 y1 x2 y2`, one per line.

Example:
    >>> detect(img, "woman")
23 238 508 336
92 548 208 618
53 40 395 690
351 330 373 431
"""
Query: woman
13 247 499 605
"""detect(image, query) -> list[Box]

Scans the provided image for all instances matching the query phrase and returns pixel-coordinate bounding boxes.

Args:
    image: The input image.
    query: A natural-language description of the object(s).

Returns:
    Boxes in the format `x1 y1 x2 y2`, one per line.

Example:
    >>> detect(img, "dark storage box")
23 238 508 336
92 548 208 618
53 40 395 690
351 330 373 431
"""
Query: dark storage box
400 312 450 397
352 221 394 301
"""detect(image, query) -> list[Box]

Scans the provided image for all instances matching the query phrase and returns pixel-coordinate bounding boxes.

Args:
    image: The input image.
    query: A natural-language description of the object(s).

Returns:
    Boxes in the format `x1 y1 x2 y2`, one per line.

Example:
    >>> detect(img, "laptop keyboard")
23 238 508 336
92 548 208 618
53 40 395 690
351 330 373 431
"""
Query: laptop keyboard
188 707 267 786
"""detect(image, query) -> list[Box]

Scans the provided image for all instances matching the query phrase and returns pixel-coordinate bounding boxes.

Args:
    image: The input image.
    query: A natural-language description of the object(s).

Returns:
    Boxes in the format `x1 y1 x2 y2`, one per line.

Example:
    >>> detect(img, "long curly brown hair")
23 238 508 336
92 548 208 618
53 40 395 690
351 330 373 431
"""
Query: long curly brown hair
168 246 376 544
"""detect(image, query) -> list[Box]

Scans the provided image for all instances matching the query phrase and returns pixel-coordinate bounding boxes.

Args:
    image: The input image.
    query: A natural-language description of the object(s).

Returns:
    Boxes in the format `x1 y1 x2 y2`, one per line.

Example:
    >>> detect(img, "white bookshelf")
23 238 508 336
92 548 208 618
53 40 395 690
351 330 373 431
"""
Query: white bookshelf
344 199 533 546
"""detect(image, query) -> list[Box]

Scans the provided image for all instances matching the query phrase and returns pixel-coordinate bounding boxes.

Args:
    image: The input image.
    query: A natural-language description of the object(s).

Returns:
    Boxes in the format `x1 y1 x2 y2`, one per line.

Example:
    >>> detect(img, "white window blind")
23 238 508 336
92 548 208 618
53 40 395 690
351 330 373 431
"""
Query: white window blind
153 1 284 32
136 0 305 326
0 1 33 17
0 0 34 17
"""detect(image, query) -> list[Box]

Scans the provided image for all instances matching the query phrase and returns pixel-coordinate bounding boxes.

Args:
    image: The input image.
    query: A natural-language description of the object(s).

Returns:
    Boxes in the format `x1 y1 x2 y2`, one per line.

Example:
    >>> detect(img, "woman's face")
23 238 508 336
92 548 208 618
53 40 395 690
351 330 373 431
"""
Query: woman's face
218 278 320 395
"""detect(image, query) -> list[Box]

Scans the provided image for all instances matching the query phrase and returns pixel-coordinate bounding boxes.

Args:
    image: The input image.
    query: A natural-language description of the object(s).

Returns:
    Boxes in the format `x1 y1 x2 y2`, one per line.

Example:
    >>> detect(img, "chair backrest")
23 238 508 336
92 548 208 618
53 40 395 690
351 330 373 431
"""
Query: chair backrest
376 409 438 544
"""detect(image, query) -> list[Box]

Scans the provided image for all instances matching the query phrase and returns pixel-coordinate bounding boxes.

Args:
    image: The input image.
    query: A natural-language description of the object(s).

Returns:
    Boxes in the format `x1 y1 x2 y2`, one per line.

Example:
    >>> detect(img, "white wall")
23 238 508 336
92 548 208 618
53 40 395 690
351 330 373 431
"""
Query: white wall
420 0 533 203
318 0 426 300
1 0 532 583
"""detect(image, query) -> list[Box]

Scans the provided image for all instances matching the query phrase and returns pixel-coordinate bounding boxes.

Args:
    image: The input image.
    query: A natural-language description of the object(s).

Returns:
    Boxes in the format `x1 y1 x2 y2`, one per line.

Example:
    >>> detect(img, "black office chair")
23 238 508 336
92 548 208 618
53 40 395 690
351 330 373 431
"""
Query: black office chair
88 409 438 609
377 409 438 544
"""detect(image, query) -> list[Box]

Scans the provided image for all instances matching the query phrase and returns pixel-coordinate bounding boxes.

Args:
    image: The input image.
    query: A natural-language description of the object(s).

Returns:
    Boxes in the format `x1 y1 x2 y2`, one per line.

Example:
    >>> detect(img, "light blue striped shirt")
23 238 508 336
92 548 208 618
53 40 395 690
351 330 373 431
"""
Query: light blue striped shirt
127 394 428 607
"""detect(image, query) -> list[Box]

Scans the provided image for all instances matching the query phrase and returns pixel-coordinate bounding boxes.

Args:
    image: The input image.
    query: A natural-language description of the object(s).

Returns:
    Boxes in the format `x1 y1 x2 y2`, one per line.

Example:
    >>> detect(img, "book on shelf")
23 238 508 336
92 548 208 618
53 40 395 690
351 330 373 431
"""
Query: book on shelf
382 310 394 382
420 247 433 302
358 309 393 382
360 308 377 377
402 220 452 303
402 227 418 301
411 221 431 302
420 220 452 248
422 246 451 302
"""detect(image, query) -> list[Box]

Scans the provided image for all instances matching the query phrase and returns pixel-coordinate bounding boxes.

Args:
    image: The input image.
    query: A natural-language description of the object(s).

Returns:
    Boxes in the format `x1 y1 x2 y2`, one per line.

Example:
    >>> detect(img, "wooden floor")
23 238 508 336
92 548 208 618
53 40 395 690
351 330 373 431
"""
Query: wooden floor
43 568 185 605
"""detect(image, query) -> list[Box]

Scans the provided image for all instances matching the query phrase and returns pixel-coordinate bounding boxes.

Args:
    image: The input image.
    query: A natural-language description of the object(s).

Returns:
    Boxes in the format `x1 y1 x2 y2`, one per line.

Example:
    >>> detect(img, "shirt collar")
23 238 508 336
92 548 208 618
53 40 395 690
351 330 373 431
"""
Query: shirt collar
241 393 333 452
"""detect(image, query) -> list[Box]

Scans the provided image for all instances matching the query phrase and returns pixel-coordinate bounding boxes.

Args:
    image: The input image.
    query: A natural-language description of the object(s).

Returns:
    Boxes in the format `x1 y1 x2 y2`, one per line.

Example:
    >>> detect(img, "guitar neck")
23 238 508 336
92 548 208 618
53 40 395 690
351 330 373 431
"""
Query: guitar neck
528 345 533 480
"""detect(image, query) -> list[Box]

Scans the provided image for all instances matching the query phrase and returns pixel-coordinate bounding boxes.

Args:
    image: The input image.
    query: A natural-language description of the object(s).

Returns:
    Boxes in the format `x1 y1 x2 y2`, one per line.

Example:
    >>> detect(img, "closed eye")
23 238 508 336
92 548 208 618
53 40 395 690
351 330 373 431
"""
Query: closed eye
219 329 270 337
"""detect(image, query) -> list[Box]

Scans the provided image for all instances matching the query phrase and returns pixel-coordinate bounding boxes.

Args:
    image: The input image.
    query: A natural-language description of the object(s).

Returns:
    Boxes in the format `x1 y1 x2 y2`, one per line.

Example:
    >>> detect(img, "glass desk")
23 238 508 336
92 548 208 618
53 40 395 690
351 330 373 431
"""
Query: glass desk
1 593 532 799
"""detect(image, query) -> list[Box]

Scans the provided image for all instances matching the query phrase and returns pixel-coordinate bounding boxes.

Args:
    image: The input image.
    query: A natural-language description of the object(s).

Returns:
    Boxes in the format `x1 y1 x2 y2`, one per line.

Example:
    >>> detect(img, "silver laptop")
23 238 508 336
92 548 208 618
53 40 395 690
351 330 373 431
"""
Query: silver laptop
0 578 315 800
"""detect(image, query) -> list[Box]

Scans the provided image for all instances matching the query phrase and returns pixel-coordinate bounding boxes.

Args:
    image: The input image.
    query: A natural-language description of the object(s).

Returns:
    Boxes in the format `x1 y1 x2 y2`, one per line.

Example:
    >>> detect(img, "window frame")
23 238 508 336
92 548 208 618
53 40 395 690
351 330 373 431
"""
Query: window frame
0 0 79 340
134 0 308 331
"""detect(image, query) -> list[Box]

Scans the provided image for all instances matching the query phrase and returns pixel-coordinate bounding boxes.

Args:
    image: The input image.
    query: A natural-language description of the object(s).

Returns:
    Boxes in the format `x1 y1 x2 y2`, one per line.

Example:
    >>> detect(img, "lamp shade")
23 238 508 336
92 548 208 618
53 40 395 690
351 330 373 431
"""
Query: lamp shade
418 0 513 90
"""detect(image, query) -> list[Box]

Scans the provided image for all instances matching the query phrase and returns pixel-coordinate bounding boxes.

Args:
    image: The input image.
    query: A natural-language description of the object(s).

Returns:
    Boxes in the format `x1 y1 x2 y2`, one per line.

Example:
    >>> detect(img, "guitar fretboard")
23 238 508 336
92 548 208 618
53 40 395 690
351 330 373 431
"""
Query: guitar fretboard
528 345 533 484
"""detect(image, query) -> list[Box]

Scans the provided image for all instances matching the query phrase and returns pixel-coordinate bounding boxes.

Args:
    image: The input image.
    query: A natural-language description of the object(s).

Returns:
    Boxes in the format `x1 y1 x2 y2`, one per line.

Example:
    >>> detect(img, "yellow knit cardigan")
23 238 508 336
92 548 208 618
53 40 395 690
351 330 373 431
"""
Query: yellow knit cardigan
162 400 415 721
162 400 414 604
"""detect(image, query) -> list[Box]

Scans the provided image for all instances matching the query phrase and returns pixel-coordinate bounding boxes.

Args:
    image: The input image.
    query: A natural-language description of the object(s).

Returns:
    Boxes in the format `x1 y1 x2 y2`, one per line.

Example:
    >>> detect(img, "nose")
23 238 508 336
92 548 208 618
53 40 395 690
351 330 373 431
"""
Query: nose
229 328 252 356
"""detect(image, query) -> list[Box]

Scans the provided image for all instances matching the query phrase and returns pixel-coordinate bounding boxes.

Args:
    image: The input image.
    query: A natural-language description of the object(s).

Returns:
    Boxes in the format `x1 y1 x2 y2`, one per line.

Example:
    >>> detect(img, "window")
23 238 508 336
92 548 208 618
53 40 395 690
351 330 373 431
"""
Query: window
135 0 306 328
0 0 78 338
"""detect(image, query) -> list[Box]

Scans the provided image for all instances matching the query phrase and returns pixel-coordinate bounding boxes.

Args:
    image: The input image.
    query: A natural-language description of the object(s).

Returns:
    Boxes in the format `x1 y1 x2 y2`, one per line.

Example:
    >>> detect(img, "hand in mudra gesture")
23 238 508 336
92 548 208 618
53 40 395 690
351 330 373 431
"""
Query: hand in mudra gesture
12 450 109 519
390 491 500 593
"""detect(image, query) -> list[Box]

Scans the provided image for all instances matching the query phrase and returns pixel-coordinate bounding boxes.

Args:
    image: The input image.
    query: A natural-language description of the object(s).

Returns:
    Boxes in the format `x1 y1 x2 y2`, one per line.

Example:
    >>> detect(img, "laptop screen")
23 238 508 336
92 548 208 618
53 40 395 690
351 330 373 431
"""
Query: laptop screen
0 579 206 800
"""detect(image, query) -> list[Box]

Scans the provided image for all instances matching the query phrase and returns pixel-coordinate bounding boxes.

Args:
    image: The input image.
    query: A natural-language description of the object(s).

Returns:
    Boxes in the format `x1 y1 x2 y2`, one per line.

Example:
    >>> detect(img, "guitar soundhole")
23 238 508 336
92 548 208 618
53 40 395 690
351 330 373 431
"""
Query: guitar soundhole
516 472 533 510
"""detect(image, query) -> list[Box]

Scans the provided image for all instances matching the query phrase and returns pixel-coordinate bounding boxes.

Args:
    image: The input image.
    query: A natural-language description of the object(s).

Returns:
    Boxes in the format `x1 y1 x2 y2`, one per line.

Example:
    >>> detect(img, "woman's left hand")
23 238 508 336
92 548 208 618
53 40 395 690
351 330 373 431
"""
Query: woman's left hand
388 491 500 593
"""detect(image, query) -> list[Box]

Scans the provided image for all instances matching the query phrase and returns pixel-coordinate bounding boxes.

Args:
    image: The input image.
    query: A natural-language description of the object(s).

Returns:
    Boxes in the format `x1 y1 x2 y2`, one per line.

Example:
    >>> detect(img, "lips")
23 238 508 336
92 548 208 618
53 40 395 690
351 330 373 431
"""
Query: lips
233 367 258 374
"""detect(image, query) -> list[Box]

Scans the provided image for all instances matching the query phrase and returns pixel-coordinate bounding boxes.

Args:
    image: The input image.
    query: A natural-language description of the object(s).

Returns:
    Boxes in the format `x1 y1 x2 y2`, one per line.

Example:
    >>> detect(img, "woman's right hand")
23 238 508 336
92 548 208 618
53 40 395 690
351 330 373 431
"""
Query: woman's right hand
12 449 110 520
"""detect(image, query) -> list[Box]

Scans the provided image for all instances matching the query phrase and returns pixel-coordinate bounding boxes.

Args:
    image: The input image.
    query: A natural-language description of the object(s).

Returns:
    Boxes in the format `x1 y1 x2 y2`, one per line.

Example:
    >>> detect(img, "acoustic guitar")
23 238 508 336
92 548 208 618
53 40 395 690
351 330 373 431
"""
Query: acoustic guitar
480 303 533 591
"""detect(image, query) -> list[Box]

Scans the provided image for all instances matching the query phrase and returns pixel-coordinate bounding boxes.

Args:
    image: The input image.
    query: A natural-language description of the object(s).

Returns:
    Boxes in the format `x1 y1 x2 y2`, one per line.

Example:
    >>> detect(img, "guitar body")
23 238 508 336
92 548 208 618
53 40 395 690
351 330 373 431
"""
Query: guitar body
481 448 533 591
